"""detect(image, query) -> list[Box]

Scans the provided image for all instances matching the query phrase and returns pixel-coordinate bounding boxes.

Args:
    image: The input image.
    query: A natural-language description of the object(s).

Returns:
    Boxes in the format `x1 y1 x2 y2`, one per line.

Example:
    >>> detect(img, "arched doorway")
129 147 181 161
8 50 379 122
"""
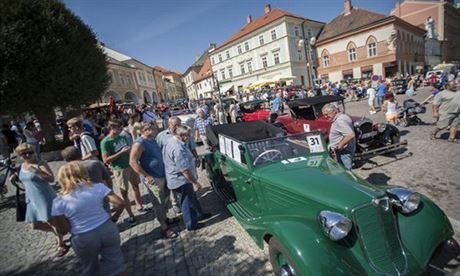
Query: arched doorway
143 90 152 104
152 91 160 103
124 91 138 104
103 91 121 102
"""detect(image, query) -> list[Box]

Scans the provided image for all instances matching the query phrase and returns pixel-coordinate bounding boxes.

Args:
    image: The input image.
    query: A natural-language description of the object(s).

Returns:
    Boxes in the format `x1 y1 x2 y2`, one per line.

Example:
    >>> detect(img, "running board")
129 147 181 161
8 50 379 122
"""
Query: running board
354 140 408 161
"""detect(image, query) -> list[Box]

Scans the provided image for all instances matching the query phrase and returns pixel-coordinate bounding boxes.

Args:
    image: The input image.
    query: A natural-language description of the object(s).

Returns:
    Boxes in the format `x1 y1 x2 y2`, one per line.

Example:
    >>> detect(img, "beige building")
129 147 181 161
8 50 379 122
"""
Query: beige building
102 46 158 104
183 48 210 100
390 0 460 66
154 66 185 100
316 0 425 82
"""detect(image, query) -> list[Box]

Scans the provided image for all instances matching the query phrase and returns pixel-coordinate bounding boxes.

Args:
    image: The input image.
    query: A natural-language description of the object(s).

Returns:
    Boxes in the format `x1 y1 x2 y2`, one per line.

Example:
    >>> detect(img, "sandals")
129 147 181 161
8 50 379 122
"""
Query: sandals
448 138 459 143
161 228 178 239
56 244 70 257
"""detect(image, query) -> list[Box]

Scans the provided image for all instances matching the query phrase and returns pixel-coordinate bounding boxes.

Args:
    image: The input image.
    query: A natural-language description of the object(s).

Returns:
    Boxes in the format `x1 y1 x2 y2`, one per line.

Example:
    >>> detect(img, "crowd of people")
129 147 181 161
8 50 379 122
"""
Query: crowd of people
6 112 212 275
1 69 459 274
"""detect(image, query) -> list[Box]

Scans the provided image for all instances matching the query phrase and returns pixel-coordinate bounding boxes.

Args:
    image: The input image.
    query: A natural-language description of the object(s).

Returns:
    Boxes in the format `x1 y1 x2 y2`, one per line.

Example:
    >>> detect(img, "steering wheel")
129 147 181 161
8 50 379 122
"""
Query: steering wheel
253 149 282 166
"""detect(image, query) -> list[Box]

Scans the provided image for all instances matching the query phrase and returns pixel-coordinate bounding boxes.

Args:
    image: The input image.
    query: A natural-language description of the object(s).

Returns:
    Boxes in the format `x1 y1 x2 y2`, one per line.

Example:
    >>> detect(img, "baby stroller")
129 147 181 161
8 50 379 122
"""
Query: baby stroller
398 99 426 127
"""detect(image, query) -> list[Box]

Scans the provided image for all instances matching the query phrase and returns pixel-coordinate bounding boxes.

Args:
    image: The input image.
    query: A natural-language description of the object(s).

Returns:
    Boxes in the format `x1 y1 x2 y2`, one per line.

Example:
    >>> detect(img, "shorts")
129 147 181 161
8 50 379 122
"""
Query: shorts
437 113 460 129
113 166 140 192
368 98 375 107
386 112 397 122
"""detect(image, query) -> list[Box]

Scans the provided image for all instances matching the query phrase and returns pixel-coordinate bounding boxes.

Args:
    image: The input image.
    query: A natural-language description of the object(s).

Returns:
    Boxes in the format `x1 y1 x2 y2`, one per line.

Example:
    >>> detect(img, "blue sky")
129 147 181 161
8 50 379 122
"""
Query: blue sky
62 0 416 73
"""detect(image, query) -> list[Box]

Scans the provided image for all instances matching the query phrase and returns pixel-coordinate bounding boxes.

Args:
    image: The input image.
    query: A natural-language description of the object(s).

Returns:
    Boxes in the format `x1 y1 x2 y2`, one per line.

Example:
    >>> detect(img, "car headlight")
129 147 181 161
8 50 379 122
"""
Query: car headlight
318 211 352 241
376 123 387 133
387 188 421 214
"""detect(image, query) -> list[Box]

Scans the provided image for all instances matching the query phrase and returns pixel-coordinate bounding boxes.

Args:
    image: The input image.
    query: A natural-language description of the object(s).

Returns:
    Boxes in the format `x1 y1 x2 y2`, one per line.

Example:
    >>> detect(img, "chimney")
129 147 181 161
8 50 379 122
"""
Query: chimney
246 15 253 24
208 43 216 53
264 4 271 14
344 0 352 15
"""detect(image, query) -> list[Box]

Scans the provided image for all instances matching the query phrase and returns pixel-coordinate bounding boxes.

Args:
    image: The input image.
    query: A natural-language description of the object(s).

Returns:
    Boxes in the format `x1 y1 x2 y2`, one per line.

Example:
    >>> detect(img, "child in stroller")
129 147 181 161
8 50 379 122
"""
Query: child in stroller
398 99 426 127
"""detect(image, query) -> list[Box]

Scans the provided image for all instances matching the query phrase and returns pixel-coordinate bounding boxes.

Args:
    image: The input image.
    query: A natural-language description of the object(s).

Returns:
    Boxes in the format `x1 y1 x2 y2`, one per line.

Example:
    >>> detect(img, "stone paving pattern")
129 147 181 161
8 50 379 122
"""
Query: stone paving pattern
0 87 458 275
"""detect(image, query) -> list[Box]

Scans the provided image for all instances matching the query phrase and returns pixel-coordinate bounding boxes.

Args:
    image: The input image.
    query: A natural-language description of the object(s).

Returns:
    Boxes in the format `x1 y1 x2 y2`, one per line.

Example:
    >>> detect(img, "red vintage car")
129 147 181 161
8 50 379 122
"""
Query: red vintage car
238 100 271 122
273 96 406 160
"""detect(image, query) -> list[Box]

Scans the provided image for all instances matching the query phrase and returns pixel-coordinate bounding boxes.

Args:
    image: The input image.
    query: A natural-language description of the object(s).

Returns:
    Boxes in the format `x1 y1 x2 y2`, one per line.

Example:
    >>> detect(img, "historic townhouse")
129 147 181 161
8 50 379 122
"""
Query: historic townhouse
316 0 425 83
102 46 141 104
183 48 210 100
390 0 460 67
123 59 159 104
209 5 324 92
194 57 217 99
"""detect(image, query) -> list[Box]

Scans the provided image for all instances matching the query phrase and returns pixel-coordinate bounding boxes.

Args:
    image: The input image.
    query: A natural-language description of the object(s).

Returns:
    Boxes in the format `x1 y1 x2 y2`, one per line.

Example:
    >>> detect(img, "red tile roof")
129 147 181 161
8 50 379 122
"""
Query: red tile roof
194 57 212 82
317 7 386 43
215 9 316 51
153 65 169 74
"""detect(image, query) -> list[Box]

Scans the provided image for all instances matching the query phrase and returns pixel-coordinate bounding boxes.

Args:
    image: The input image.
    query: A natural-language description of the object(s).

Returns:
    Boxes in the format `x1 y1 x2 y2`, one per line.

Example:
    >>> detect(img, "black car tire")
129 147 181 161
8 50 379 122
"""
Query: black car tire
269 237 300 276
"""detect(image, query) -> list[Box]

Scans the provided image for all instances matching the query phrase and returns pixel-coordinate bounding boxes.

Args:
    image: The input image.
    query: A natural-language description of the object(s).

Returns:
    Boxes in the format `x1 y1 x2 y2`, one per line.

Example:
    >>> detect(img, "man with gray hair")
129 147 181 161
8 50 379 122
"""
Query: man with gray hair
162 125 211 231
194 108 213 148
321 103 356 170
156 116 199 213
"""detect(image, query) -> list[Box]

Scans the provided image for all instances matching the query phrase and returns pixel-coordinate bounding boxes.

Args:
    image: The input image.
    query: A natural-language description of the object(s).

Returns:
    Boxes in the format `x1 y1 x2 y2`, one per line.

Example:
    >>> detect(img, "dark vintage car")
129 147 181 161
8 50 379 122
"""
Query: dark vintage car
237 100 271 122
202 121 459 275
393 79 408 94
273 96 406 160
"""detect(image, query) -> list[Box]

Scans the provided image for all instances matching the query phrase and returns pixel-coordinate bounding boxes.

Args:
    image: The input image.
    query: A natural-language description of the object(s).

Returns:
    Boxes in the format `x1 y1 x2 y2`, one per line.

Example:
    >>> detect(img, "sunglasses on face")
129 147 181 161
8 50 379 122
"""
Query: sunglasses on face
20 151 34 157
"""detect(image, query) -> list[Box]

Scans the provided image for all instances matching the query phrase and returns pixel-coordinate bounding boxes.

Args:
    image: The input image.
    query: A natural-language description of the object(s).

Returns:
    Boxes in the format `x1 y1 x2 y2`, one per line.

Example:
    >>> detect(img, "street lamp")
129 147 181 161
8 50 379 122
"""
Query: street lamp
297 35 317 87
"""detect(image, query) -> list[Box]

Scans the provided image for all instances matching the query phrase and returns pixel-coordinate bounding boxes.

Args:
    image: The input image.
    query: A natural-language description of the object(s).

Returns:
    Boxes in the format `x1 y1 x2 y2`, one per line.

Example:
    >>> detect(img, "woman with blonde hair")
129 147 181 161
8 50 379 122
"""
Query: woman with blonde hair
13 143 68 257
52 161 127 275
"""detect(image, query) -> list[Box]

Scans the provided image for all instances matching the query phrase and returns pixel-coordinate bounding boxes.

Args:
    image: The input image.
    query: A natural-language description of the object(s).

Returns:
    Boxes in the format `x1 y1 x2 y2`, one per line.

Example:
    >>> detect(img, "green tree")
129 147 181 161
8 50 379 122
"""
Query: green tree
0 0 108 142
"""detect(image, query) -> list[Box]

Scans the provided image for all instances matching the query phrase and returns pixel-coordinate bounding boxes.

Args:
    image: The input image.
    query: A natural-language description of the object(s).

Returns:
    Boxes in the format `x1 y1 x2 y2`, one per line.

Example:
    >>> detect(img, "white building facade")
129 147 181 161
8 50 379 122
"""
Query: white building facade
209 6 324 93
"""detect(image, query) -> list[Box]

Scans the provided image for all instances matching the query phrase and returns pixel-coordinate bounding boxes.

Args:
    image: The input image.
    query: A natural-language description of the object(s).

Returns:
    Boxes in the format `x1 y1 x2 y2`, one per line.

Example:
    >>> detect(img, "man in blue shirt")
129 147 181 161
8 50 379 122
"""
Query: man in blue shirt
376 81 386 108
162 125 211 231
129 122 178 239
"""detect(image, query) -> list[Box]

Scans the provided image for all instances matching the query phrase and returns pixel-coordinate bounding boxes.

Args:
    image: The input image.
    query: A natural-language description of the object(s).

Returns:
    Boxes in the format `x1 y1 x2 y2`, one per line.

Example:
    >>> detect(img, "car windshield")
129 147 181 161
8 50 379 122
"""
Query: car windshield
246 132 326 166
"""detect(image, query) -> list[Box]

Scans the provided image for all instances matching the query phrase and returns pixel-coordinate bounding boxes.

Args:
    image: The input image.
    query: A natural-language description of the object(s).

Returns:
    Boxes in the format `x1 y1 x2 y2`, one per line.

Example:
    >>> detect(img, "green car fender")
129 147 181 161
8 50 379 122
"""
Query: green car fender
397 195 454 267
262 218 366 275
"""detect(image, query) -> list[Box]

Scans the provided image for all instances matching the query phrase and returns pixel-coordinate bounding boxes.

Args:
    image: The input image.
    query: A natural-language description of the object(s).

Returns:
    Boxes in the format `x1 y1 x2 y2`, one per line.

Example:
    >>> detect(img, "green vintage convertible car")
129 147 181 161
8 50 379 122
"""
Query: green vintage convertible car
202 121 459 275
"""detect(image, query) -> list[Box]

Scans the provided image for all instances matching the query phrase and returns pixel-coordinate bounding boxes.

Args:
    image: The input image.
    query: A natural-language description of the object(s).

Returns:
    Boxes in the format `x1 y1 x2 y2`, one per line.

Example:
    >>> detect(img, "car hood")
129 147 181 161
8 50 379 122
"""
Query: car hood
254 155 385 211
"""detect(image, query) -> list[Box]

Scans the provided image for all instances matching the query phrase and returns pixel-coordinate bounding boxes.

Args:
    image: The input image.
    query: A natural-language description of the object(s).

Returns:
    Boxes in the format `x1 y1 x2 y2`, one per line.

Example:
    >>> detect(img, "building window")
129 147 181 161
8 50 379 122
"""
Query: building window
348 48 357 62
271 30 277 40
228 67 233 78
294 25 300 37
273 52 280 65
307 28 312 37
247 61 252 73
226 51 230 59
240 63 245 74
297 49 302 60
262 56 268 68
368 42 377 57
218 54 222 62
237 45 242 54
259 35 264 45
211 57 215 64
244 41 249 51
323 55 330 67
220 69 225 80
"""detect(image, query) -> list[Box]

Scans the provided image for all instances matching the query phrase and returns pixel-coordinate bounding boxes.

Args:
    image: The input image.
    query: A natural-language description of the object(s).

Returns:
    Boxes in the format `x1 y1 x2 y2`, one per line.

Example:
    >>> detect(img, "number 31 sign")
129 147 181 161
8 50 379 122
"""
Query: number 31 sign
307 135 325 153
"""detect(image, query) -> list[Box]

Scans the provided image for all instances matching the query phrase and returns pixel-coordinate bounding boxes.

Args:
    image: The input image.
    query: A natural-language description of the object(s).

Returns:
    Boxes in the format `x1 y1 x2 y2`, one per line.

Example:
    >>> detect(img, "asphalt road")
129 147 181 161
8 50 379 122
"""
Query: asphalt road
0 86 458 275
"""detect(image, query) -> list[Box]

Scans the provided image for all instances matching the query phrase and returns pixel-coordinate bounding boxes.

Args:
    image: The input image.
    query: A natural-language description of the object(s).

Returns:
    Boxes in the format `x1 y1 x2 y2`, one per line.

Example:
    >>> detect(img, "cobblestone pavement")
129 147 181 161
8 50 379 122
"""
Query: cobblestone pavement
344 87 460 224
0 86 458 275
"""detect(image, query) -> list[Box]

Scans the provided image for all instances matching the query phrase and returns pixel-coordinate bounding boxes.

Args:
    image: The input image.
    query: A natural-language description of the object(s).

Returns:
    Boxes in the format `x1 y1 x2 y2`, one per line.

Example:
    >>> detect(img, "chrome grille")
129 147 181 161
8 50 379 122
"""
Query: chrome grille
353 200 407 275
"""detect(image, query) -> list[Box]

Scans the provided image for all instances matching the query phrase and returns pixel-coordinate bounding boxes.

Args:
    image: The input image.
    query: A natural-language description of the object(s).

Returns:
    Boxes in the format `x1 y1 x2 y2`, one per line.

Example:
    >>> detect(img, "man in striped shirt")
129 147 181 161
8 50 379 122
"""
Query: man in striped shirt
67 117 99 160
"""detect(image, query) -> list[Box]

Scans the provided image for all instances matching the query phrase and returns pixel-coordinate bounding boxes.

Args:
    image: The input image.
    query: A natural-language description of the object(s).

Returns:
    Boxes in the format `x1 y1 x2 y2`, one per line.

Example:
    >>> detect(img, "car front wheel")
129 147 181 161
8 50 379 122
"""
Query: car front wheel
269 238 300 276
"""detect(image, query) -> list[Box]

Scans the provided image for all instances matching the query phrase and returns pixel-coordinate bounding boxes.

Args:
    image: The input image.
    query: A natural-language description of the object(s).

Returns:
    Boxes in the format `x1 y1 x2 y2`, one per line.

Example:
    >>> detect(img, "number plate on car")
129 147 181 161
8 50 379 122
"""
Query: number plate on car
360 131 377 139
